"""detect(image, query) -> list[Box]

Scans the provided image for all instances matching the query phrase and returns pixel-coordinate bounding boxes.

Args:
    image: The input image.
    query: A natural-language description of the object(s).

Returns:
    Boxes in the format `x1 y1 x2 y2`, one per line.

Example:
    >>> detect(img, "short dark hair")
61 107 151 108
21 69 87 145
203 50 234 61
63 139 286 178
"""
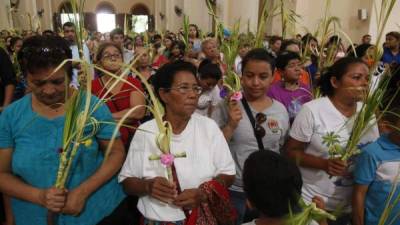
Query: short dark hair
269 35 283 45
42 29 55 36
241 48 276 74
280 39 300 52
386 31 400 41
276 51 301 70
301 33 318 47
110 28 124 40
328 35 341 45
95 42 124 63
362 34 371 39
169 41 186 58
243 150 302 218
198 59 222 80
319 57 366 97
152 61 197 105
62 22 75 30
18 35 72 79
349 43 373 58
153 34 162 40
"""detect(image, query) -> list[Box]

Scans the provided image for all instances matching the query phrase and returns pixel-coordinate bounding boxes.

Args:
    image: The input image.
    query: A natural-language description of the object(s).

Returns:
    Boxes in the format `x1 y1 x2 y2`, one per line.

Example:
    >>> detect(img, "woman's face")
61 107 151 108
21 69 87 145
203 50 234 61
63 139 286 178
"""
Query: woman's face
189 26 197 38
171 45 181 56
136 48 150 66
241 60 273 100
271 40 282 53
12 39 23 53
203 41 218 59
160 71 200 119
385 35 399 49
308 39 318 53
135 36 144 46
27 66 66 106
100 46 123 73
164 38 173 49
6 37 11 47
283 59 302 82
331 63 369 102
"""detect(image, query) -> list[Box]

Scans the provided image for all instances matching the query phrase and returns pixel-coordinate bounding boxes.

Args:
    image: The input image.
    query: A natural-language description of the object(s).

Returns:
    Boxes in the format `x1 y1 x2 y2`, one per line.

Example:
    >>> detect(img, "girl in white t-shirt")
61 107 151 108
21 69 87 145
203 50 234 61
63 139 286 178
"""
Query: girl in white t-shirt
285 57 379 225
212 48 289 225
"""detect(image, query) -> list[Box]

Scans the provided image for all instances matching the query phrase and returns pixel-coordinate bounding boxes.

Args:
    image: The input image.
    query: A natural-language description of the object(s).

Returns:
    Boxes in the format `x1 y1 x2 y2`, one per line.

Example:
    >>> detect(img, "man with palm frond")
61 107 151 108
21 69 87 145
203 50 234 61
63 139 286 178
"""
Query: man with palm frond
63 22 91 88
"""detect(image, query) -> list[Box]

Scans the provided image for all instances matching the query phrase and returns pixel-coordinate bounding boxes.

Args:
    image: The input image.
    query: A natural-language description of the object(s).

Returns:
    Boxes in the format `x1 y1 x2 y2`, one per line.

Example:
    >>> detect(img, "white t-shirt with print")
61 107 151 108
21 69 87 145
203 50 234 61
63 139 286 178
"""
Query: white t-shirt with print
118 114 236 221
195 86 222 117
289 97 379 211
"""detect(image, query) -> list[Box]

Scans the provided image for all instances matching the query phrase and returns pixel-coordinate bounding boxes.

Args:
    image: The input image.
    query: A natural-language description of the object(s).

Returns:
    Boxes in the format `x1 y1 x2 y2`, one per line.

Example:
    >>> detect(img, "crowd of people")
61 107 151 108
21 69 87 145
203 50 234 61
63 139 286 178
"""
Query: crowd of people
0 21 399 225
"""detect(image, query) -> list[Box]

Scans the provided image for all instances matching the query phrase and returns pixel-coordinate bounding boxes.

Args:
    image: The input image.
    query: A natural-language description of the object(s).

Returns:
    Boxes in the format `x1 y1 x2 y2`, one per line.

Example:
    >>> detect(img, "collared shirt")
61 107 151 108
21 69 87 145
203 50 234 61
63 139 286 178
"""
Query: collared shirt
354 135 400 225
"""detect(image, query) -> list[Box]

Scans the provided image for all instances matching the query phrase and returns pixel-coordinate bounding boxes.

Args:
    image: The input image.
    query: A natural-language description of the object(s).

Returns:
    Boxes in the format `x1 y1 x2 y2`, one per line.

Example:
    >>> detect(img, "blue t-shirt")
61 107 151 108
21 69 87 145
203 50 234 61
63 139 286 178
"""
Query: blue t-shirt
0 94 125 225
381 47 400 65
354 135 400 225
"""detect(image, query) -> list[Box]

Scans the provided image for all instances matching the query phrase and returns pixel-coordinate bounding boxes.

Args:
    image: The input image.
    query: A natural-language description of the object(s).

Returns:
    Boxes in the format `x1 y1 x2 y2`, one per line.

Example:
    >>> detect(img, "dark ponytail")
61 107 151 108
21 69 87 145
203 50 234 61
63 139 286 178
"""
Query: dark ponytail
319 57 366 96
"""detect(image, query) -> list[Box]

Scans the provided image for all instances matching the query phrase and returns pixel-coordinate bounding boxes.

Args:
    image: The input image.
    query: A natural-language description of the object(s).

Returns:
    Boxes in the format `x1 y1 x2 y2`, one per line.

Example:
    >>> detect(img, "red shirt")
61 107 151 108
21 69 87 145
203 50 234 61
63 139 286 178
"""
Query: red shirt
91 76 143 146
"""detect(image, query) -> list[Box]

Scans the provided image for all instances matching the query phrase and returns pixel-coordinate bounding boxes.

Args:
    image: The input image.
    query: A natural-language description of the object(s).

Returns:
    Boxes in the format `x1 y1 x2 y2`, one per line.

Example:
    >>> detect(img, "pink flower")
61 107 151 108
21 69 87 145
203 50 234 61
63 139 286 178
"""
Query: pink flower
230 91 243 101
160 154 175 166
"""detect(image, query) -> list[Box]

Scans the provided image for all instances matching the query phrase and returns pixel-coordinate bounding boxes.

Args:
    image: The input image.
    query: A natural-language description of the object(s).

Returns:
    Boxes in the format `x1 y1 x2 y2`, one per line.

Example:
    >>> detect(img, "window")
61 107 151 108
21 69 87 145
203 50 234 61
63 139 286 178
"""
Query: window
96 13 116 33
60 13 80 25
132 15 148 33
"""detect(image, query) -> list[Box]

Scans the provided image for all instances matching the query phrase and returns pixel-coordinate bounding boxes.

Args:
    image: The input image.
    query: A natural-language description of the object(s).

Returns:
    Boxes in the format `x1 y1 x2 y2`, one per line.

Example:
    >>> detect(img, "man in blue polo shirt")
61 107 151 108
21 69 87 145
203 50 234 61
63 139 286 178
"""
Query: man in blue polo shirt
352 92 400 225
381 31 400 65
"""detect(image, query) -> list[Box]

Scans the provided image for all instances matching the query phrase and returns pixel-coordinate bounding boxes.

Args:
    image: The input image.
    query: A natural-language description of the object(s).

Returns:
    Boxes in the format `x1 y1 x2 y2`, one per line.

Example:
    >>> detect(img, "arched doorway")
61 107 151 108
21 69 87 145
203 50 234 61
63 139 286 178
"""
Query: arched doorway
58 1 79 26
130 3 151 33
95 2 116 33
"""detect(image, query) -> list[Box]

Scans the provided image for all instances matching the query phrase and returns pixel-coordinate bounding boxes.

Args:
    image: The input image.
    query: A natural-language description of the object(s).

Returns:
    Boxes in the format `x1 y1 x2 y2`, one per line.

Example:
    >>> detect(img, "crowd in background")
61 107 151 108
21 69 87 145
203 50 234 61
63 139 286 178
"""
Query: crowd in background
0 22 399 225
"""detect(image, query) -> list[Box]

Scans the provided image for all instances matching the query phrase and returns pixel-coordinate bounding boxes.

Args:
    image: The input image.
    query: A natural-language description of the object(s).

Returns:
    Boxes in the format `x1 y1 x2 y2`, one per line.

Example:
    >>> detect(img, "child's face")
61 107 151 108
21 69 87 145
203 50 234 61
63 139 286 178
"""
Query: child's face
239 46 250 58
171 45 181 56
199 77 218 92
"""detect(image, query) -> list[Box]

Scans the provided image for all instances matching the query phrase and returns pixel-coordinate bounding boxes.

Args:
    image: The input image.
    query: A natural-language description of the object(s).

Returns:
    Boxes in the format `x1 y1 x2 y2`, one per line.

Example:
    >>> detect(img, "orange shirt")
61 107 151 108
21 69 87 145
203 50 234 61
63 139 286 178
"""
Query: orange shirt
272 69 311 87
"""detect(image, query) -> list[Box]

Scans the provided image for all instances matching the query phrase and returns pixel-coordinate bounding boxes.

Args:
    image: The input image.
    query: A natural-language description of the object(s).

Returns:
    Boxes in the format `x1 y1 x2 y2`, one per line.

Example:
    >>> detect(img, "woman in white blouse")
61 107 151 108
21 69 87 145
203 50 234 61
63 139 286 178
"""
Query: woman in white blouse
119 61 236 225
285 57 379 225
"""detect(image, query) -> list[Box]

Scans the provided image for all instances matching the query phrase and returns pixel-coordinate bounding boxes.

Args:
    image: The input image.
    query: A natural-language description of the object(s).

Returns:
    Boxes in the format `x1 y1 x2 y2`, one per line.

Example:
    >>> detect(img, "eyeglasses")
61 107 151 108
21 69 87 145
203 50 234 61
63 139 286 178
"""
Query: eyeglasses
254 113 267 138
102 53 122 60
166 85 203 95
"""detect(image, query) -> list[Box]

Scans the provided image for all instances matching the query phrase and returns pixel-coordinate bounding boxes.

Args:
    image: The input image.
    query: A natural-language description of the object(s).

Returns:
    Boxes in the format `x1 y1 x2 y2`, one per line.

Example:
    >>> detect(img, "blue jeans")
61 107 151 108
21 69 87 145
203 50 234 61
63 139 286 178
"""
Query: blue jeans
229 190 259 225
229 190 247 225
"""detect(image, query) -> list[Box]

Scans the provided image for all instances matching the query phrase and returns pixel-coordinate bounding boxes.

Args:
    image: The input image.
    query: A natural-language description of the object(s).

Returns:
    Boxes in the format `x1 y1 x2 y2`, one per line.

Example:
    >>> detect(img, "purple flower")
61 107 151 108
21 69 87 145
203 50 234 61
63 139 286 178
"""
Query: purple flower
160 154 175 166
219 87 228 98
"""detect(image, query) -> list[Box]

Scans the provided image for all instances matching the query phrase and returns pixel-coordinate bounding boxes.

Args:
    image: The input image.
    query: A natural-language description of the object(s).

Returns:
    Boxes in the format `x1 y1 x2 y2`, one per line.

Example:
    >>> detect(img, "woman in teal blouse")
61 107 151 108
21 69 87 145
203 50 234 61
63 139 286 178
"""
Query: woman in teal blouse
0 35 127 225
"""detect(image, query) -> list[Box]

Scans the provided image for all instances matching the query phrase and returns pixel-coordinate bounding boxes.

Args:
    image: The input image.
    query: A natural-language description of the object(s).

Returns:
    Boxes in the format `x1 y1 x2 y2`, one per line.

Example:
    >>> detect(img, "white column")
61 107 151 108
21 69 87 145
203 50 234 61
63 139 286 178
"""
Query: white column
0 0 12 29
183 0 212 33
